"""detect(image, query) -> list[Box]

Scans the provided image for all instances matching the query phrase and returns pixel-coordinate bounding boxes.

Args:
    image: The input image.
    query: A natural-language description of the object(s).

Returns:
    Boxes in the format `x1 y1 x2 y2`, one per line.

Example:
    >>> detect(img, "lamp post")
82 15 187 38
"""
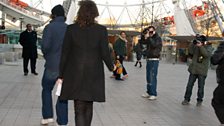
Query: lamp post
151 0 154 25
19 17 24 31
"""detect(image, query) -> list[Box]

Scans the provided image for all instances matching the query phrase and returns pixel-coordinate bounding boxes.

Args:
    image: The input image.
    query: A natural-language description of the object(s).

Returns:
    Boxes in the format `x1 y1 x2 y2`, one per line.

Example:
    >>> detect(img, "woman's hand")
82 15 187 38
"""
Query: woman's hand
55 78 63 96
56 78 63 85
125 56 128 60
113 65 117 71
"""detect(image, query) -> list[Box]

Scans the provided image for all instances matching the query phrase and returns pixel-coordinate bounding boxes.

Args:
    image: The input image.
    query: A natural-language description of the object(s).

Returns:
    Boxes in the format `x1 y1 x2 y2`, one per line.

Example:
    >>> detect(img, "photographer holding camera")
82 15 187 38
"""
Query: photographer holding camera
140 26 162 100
182 35 213 106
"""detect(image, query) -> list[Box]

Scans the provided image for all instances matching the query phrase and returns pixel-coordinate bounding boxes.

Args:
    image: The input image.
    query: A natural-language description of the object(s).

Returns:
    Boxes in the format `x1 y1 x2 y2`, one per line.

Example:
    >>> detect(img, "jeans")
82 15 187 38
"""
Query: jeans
41 68 68 125
184 74 206 102
212 84 224 124
146 60 159 96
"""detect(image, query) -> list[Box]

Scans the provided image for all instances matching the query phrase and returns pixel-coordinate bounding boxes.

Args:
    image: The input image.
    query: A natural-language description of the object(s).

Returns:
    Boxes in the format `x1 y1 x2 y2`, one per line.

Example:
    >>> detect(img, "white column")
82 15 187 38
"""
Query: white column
65 0 76 25
173 0 195 35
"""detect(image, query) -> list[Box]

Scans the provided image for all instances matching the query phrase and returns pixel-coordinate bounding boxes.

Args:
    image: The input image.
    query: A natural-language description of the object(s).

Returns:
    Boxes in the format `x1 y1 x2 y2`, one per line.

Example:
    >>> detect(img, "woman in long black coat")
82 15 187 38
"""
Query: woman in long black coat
211 42 224 125
57 1 114 125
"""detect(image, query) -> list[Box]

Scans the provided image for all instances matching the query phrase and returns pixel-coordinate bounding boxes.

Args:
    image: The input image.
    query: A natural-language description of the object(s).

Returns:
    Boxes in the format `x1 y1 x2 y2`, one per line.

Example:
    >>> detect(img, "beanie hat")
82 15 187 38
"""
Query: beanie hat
51 5 65 17
196 35 207 42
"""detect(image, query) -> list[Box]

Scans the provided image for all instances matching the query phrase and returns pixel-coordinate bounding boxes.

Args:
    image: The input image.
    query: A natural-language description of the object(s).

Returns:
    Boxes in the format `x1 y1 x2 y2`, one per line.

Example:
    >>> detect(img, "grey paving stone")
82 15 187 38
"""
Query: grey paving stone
0 59 221 126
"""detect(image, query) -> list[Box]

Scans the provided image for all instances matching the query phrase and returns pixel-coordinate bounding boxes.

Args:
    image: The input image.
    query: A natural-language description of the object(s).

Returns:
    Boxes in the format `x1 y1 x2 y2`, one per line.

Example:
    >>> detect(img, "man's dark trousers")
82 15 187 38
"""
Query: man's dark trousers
184 74 206 102
23 57 36 73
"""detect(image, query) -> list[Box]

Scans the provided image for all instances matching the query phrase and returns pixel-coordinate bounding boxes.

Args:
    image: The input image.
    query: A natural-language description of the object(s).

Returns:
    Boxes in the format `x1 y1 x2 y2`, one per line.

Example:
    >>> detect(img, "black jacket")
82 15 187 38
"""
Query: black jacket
19 30 37 59
133 42 142 53
139 33 162 58
59 23 114 102
211 42 224 84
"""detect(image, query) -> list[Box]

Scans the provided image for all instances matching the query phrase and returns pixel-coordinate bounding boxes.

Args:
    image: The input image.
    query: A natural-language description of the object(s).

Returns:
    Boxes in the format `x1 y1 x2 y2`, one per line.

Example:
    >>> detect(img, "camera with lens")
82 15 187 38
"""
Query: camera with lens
192 34 207 45
193 39 205 45
192 34 208 63
142 28 149 35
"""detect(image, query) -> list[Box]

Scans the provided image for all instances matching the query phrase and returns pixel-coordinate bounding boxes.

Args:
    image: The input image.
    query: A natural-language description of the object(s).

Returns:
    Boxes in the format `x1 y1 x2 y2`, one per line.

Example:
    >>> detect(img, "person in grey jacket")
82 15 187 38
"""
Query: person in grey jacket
211 41 224 125
182 35 212 106
40 5 68 125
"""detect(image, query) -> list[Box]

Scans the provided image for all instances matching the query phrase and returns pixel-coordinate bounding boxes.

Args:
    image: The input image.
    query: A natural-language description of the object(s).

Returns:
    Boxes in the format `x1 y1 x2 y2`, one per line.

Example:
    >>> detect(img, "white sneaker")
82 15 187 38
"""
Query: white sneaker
41 118 54 125
141 93 150 98
148 96 157 100
122 74 128 79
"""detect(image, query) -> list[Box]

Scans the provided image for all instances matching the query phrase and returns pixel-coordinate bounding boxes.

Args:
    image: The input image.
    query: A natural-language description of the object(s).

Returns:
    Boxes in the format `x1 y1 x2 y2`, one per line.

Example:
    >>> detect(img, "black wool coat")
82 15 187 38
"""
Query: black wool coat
211 42 224 85
59 23 114 102
19 30 38 59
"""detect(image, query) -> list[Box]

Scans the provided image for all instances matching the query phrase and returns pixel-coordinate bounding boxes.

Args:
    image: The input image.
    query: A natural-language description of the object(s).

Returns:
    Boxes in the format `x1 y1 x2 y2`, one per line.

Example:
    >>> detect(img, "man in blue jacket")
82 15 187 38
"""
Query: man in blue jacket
40 5 68 125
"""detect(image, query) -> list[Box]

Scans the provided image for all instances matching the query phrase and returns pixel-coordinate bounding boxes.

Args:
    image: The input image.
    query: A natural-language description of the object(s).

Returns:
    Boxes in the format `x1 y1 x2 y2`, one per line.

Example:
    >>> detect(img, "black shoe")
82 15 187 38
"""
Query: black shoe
32 72 38 75
139 62 142 68
24 73 28 76
196 101 202 106
115 78 124 81
134 62 138 67
181 100 189 105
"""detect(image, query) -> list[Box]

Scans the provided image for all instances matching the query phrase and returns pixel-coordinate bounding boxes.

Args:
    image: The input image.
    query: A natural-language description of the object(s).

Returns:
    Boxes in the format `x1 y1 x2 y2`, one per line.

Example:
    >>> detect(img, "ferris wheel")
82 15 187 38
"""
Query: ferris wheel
26 0 224 36
26 0 54 12
25 0 68 14
65 0 175 31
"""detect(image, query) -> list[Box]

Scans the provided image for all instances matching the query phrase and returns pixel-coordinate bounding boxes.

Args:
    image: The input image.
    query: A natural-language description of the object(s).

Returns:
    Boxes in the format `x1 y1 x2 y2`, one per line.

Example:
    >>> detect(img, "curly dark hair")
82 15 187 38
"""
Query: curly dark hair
75 0 99 27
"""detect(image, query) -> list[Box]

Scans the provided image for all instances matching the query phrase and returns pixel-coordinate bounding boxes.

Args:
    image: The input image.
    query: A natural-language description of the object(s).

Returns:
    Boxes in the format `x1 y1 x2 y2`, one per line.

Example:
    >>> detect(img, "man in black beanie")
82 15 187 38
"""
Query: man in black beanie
181 34 213 106
40 4 68 126
51 4 65 18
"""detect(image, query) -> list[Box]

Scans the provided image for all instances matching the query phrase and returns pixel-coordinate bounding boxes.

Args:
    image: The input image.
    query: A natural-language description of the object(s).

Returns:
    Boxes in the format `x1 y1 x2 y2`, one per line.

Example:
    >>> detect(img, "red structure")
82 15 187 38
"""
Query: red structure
162 16 175 25
0 34 8 44
193 9 205 17
9 0 28 8
191 1 209 17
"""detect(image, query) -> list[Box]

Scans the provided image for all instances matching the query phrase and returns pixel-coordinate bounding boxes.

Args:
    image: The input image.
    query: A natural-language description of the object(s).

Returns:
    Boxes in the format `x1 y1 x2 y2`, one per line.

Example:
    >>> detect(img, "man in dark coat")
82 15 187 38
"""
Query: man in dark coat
140 26 162 100
19 24 38 76
211 40 224 125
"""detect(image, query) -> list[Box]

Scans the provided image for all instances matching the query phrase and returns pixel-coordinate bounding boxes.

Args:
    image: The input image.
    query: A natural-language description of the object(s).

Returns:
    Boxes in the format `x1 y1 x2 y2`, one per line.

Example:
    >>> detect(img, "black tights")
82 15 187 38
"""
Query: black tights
212 85 224 124
74 100 93 126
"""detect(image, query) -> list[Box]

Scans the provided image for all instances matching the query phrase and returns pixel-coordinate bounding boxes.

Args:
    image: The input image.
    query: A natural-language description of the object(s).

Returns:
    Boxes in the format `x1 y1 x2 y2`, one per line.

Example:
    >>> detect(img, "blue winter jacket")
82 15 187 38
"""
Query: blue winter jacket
41 16 67 74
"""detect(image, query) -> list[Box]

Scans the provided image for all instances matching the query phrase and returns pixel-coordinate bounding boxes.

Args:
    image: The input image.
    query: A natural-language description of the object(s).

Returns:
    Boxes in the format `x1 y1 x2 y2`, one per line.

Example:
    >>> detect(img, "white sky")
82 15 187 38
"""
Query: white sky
20 0 223 25
22 0 203 13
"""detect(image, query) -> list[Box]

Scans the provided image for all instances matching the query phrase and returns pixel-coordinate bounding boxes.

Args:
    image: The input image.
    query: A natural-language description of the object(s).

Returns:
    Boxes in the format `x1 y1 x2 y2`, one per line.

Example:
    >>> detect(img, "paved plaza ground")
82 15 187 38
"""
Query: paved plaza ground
0 59 221 126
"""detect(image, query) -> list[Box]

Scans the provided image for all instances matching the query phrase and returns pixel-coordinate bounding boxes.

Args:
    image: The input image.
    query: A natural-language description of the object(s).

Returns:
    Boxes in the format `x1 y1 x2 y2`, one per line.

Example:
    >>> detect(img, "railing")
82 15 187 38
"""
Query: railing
0 0 43 20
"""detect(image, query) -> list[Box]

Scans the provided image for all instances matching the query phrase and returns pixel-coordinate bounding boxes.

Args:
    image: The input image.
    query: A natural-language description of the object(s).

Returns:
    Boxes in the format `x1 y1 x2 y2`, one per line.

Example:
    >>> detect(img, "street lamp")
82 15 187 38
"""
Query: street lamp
19 17 24 31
